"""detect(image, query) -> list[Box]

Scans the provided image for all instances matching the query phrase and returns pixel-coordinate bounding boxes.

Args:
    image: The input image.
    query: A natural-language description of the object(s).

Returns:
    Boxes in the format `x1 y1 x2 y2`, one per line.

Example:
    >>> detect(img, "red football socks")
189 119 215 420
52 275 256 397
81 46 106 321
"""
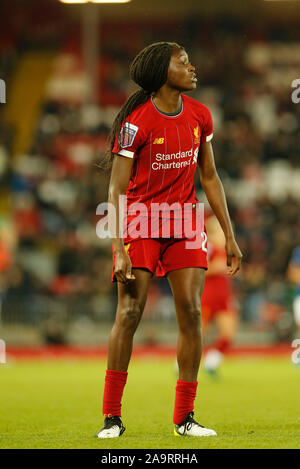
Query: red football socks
102 369 128 417
214 337 230 354
173 379 198 425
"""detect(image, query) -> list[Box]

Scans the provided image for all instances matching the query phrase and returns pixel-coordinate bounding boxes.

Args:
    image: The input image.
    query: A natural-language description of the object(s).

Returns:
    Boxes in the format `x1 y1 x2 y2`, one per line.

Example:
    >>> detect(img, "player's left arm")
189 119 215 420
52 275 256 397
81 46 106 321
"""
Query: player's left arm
197 141 243 276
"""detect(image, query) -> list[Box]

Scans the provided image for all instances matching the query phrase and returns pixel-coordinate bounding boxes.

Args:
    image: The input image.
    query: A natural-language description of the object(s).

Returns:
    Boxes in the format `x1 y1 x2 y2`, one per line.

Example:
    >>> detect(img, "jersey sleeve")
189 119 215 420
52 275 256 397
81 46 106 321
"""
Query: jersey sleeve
112 119 146 159
201 106 213 143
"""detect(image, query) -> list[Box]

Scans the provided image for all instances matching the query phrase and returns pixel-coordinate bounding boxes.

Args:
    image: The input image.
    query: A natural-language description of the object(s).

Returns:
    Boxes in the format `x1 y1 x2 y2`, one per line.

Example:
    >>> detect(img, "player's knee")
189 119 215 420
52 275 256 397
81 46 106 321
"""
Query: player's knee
117 303 142 332
179 304 202 333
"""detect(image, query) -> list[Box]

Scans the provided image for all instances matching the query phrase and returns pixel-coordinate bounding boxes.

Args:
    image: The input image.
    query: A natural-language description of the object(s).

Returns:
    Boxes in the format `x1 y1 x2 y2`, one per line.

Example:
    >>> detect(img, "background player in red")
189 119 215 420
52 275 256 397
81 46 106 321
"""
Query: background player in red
97 42 242 438
201 214 239 377
287 236 300 339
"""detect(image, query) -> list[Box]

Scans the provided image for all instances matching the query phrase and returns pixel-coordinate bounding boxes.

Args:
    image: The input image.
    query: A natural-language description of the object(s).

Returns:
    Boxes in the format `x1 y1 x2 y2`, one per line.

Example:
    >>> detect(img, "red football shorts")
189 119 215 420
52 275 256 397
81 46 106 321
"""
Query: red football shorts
111 234 208 282
201 275 237 322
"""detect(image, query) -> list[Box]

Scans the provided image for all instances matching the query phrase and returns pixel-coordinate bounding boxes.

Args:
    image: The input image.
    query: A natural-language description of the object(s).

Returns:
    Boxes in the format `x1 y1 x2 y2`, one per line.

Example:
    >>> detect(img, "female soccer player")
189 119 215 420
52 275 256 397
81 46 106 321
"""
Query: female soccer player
97 42 242 438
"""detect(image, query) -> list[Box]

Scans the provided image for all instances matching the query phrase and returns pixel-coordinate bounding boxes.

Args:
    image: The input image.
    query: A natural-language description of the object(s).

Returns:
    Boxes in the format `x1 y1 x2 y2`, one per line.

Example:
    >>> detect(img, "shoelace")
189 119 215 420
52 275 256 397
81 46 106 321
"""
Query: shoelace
182 412 204 435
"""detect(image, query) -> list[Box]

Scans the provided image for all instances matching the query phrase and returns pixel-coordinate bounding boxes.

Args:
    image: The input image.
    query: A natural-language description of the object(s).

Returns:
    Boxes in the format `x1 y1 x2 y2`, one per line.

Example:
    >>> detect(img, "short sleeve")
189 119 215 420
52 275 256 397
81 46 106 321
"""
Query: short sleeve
112 119 145 159
201 106 213 143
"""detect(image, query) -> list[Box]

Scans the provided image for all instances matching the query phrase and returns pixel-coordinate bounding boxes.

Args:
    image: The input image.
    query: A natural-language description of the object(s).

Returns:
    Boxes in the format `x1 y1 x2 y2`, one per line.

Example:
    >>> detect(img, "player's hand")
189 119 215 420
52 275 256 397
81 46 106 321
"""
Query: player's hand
225 237 243 276
114 251 136 284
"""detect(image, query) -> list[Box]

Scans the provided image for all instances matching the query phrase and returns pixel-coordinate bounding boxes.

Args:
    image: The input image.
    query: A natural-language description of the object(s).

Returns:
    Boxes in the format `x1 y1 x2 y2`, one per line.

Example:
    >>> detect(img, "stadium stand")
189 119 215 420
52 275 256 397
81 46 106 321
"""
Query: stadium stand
1 1 300 346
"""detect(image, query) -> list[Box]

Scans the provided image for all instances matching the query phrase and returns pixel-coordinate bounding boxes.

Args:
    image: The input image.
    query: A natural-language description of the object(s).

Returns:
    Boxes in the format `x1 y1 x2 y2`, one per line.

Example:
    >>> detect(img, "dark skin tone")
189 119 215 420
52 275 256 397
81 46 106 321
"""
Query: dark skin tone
107 48 242 381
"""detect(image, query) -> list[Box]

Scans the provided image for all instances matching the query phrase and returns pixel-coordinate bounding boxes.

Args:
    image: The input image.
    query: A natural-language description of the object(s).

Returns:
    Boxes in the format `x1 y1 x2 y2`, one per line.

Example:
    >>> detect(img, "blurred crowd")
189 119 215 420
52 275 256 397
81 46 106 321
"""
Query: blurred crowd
1 8 300 342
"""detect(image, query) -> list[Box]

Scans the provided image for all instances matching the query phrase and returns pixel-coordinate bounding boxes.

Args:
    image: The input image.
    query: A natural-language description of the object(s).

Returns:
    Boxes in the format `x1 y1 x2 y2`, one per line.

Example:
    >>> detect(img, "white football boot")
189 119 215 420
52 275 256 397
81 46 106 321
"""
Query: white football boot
96 415 125 438
174 412 217 437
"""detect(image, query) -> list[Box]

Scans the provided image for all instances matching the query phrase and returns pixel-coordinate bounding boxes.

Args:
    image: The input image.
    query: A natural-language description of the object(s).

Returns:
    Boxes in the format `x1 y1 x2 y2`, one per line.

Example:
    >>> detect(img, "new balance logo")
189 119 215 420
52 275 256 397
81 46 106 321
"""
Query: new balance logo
153 138 164 144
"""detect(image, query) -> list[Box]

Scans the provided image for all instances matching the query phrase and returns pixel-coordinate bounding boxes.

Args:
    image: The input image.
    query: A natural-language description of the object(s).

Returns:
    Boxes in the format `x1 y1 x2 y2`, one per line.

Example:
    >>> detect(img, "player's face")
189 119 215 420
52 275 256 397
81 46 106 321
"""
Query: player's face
166 49 197 91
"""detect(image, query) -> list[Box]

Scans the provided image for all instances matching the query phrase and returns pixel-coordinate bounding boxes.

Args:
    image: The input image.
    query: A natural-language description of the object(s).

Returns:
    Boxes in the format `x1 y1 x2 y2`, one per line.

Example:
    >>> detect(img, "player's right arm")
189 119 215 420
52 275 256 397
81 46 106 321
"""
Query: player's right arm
108 154 135 284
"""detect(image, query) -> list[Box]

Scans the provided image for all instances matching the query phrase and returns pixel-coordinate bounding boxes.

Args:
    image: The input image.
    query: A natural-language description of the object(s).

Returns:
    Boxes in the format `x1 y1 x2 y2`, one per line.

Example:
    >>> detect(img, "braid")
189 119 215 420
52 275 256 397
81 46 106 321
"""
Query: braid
100 41 184 172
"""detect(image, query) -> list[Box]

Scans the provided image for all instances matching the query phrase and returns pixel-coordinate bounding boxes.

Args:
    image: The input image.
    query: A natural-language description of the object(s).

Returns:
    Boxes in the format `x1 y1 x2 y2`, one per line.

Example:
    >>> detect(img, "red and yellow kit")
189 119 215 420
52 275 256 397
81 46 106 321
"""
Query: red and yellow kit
111 94 213 282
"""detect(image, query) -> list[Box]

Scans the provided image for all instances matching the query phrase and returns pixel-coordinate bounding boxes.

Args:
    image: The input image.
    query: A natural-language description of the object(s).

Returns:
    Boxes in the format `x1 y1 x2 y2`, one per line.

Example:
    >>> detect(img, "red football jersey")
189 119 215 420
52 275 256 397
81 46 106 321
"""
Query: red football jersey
112 93 213 240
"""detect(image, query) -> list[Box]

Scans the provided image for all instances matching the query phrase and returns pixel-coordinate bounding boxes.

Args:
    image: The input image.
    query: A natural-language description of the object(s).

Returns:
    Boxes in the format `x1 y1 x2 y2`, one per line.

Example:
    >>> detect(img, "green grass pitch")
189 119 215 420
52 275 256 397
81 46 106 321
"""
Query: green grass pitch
0 355 299 449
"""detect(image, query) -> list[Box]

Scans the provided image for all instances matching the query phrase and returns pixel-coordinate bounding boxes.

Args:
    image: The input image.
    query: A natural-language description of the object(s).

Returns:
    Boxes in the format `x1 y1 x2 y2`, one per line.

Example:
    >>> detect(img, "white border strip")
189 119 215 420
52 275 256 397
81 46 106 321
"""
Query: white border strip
117 149 134 158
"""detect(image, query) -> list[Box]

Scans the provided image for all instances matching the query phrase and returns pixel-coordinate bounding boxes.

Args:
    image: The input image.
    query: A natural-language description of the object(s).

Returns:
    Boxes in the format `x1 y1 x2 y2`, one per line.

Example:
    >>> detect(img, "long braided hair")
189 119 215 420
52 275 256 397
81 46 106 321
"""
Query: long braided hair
100 41 184 171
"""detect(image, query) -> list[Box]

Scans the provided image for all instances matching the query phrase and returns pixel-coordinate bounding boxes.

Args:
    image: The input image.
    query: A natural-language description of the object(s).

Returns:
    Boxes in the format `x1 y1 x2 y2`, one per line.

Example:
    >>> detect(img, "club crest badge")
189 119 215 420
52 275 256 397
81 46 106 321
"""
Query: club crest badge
194 126 200 145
